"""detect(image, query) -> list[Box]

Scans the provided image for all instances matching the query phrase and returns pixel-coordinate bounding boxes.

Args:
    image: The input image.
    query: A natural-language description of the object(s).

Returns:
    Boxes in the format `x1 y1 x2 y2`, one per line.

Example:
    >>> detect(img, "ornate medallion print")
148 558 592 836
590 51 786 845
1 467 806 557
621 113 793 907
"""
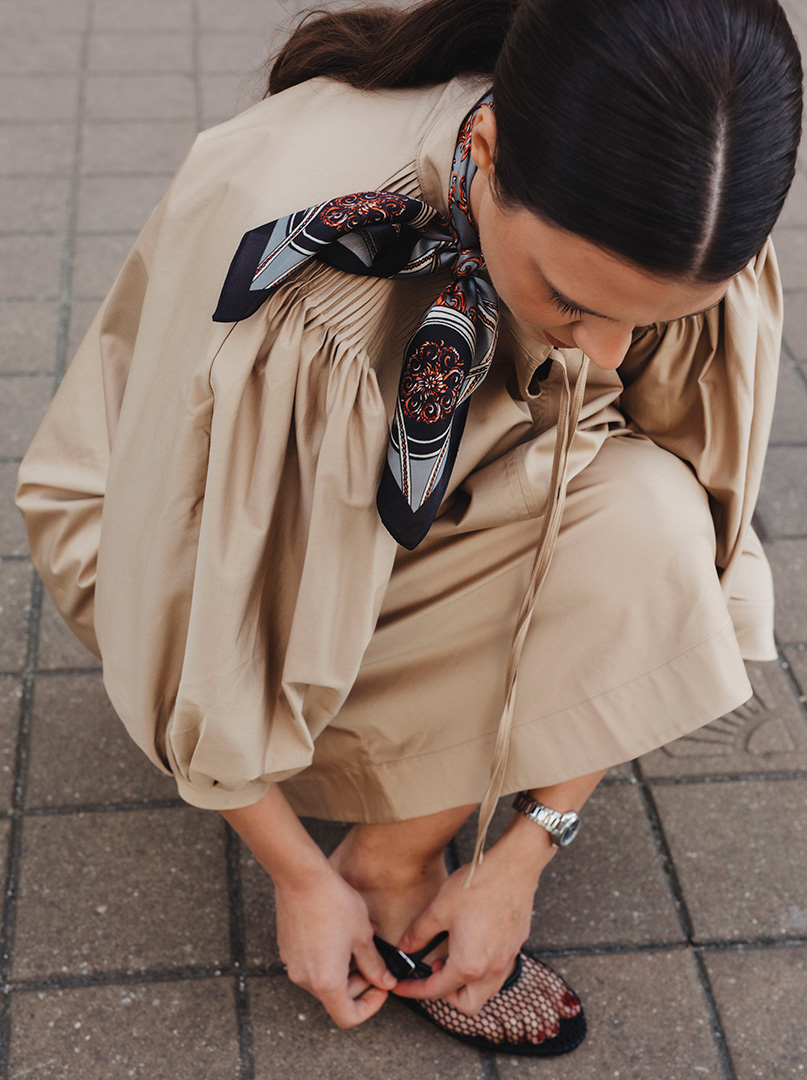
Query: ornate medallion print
401 341 464 423
321 191 409 229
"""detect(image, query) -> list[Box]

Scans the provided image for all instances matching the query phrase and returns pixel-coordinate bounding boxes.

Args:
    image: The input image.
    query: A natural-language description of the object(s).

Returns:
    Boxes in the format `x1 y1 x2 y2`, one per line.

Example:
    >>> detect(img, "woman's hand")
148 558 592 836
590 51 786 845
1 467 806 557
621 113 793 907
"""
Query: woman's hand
391 815 553 1014
275 861 397 1028
221 787 396 1029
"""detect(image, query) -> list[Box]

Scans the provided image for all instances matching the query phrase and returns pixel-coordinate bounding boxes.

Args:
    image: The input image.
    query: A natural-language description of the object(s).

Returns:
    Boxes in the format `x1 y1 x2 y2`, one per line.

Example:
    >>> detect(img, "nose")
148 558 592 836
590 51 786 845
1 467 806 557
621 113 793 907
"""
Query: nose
571 319 634 371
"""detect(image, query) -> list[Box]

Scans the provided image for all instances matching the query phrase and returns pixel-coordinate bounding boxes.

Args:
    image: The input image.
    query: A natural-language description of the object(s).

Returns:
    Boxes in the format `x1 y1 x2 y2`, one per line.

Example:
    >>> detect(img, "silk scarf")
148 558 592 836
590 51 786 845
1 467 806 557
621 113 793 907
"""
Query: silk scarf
213 95 498 549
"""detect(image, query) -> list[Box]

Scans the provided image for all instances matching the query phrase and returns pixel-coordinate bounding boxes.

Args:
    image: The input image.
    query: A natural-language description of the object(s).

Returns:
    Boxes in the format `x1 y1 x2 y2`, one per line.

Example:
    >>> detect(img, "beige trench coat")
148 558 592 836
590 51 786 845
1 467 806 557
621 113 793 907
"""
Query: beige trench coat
16 77 781 819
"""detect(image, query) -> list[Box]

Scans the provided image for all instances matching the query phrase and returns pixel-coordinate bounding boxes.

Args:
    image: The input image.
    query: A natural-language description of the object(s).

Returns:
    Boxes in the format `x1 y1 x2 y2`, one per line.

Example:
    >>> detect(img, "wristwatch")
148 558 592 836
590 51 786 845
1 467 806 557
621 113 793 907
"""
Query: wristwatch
513 791 581 847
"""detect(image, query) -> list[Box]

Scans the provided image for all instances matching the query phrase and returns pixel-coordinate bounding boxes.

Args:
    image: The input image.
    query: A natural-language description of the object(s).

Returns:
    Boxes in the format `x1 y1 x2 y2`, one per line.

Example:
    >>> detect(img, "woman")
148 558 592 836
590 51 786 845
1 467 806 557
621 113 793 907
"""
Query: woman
16 0 802 1058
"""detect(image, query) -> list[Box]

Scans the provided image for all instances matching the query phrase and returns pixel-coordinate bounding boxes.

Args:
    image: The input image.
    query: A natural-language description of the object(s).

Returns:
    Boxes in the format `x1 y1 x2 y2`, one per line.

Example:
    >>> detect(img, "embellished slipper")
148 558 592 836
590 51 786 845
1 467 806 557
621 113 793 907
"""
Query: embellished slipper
374 935 586 1057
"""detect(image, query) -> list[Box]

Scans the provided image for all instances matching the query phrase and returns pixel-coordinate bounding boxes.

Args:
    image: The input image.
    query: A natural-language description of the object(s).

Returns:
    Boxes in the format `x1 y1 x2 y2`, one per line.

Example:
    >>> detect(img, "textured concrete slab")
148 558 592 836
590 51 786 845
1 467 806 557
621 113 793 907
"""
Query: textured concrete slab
767 540 807 643
0 236 63 300
13 808 230 978
0 375 53 458
8 978 240 1080
758 446 807 536
454 786 684 950
0 125 76 177
72 233 140 300
91 0 193 33
0 301 60 374
0 176 71 235
81 121 197 175
496 951 722 1080
0 463 30 556
704 945 807 1080
0 76 79 122
782 644 807 698
37 591 100 671
84 74 195 121
0 561 33 673
0 33 83 74
769 358 807 440
250 976 487 1080
75 175 174 233
640 661 807 777
774 228 807 288
26 672 177 808
0 677 21 810
782 293 807 360
653 779 807 943
87 31 195 73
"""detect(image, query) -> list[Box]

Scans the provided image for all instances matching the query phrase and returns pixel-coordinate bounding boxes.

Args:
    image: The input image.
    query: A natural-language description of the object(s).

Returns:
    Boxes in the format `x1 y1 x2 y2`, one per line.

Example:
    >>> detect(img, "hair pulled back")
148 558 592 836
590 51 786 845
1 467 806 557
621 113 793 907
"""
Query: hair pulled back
269 0 803 281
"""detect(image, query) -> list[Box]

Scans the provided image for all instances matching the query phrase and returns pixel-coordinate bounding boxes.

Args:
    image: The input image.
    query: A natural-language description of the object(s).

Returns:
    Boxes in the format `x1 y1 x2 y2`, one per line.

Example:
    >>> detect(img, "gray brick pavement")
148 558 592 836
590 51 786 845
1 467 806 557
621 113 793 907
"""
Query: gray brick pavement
0 0 805 1076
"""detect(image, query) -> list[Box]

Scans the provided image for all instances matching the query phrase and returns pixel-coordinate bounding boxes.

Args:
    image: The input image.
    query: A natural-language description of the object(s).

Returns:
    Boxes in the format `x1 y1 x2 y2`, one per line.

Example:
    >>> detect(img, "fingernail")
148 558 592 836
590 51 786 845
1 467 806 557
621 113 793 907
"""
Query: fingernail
382 972 397 988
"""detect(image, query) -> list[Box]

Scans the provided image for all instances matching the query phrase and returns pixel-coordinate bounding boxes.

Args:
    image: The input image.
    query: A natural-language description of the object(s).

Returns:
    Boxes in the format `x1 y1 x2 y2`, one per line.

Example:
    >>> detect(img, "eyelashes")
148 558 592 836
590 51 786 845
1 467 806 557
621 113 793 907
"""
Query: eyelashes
548 288 584 319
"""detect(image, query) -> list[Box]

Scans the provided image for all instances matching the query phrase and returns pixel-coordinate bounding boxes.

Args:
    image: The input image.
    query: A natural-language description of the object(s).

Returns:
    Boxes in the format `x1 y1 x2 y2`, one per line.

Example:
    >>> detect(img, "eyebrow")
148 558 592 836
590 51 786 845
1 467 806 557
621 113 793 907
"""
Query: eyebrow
545 278 725 323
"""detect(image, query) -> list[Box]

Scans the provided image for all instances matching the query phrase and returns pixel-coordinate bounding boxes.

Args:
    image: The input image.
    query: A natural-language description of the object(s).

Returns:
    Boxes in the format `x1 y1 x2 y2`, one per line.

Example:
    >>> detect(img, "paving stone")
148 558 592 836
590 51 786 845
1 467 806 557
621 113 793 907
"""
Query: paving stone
240 818 350 967
82 120 196 174
783 293 807 361
76 175 170 233
0 0 89 32
495 951 722 1080
72 233 138 299
0 236 63 300
88 31 194 73
653 779 807 943
198 0 280 32
453 786 682 950
704 946 807 1080
0 302 59 374
782 643 807 699
8 978 241 1080
0 676 22 810
0 176 71 235
0 560 33 672
199 72 262 127
198 31 272 73
13 807 230 978
0 33 83 73
0 375 53 458
250 976 487 1080
85 74 195 121
0 125 76 175
767 539 807 643
0 76 79 122
779 170 807 228
757 446 807 536
26 672 177 808
640 660 807 777
36 590 100 671
770 357 807 439
0 463 30 556
91 0 193 31
773 228 807 289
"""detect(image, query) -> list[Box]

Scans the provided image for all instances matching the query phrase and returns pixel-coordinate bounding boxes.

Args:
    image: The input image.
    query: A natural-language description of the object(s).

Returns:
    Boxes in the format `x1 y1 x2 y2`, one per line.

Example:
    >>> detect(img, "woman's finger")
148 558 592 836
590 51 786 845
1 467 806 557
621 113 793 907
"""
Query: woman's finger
398 908 445 955
389 959 465 1001
319 984 389 1029
346 971 372 999
353 939 398 992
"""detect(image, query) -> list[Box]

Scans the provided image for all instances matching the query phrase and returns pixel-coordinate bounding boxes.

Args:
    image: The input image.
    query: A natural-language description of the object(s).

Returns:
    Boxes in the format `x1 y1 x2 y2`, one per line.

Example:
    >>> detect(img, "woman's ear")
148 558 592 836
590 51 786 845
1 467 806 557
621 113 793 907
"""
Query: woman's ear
470 105 497 178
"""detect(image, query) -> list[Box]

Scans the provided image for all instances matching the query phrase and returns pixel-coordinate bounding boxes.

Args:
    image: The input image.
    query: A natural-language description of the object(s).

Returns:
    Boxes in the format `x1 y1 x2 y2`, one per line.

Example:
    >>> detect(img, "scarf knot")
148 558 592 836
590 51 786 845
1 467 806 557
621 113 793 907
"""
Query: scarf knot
213 94 496 550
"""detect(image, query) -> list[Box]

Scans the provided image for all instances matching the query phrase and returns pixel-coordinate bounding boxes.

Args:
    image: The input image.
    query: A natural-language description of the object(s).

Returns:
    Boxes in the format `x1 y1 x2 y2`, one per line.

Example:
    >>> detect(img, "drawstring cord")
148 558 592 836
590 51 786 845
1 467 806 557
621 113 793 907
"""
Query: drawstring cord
465 354 591 887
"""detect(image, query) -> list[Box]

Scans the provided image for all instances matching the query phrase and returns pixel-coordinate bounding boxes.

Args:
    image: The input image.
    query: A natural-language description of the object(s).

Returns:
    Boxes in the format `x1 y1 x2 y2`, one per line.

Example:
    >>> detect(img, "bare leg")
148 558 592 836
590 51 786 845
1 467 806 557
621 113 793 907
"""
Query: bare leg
329 803 477 945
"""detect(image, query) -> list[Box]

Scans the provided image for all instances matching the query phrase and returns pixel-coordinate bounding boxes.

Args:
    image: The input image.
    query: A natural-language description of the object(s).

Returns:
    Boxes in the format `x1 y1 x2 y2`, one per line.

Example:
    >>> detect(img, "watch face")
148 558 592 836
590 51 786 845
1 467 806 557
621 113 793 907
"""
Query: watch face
558 815 581 846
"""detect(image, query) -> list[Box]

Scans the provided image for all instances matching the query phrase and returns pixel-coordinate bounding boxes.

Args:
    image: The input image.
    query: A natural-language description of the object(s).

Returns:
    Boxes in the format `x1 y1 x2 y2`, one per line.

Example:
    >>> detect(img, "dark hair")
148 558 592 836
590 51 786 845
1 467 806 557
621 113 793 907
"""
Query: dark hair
269 0 803 281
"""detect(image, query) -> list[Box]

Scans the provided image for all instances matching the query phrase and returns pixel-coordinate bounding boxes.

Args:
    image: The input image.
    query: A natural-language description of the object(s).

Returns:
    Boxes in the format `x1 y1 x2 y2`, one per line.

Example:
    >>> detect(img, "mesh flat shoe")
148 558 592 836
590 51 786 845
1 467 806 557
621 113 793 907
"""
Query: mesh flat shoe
374 935 586 1057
